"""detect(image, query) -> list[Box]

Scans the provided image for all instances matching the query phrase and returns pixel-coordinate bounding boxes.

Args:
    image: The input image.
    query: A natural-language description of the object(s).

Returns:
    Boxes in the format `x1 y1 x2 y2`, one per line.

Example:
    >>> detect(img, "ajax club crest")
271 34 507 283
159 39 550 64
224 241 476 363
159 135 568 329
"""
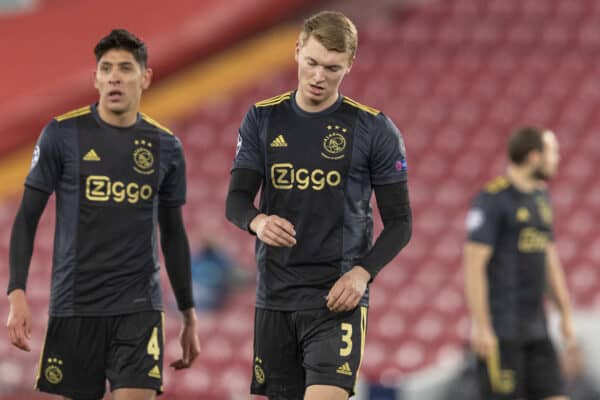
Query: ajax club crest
133 139 155 175
45 358 64 385
321 125 347 160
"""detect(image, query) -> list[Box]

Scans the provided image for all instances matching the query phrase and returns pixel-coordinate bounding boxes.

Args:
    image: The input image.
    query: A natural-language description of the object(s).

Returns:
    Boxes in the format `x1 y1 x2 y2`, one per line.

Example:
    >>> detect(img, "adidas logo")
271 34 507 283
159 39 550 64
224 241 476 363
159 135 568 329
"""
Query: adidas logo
148 365 161 379
336 362 352 376
270 135 288 147
83 149 101 161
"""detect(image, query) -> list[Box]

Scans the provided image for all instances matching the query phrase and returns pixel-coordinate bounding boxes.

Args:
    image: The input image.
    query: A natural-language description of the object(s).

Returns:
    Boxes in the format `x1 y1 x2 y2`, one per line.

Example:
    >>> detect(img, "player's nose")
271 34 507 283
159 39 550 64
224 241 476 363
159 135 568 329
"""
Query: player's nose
314 66 325 82
108 71 122 84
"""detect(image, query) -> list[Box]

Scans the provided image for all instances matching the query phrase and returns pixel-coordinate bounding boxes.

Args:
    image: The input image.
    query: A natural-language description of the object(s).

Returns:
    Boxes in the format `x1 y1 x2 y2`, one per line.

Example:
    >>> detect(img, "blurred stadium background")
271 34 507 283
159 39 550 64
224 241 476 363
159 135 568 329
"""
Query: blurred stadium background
1 0 599 399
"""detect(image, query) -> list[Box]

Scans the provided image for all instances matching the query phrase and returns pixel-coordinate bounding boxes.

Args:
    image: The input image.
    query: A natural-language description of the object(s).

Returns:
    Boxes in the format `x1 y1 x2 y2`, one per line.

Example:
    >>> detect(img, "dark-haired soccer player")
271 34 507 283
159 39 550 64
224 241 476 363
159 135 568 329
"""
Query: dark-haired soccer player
226 10 411 400
6 29 200 400
464 127 575 400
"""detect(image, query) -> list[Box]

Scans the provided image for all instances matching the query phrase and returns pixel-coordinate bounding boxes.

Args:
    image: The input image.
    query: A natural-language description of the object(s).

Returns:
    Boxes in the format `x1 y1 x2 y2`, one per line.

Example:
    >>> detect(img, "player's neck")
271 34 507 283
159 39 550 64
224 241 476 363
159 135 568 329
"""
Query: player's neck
506 165 537 193
295 90 339 113
97 104 138 128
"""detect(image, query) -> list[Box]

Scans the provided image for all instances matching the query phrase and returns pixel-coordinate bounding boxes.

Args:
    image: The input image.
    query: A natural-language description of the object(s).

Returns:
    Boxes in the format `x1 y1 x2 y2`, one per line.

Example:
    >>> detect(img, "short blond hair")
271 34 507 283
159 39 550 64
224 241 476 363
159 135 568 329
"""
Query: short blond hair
299 11 358 58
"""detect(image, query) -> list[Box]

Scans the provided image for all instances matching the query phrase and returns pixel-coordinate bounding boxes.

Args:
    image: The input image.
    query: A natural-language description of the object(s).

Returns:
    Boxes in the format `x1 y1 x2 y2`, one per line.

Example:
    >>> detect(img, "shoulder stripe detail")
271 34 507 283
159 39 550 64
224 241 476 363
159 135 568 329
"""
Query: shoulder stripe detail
54 105 92 122
484 176 510 194
141 113 173 135
255 91 292 107
343 97 380 116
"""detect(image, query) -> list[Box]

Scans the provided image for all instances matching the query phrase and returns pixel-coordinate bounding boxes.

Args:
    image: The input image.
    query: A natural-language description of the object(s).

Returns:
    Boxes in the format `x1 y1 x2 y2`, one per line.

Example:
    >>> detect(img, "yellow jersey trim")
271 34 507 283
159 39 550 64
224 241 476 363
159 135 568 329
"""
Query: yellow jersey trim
353 306 368 392
343 97 380 116
54 105 92 122
255 91 292 107
141 113 174 135
485 176 510 194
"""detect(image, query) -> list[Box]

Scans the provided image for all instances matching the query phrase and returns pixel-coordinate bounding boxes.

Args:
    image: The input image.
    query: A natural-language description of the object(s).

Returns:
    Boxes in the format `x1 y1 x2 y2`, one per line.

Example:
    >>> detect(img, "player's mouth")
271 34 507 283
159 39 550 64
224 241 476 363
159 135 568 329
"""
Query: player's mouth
107 90 124 102
309 84 324 96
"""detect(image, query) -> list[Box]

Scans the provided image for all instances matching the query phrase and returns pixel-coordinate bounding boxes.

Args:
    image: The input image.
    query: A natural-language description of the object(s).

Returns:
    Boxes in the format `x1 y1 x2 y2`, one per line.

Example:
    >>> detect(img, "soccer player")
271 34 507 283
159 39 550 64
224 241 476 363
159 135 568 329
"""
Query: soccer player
464 127 576 400
6 29 200 400
225 10 411 400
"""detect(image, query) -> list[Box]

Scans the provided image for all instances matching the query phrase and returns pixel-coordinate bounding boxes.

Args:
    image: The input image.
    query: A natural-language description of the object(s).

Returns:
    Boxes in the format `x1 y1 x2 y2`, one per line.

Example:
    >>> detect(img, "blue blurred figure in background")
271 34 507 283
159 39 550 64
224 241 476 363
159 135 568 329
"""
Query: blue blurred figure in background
190 224 251 311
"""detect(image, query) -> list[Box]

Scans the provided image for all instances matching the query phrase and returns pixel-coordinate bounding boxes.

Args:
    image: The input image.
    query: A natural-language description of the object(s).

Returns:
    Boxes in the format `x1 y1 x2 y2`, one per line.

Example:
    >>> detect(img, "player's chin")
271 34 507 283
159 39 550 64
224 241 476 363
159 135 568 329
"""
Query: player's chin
106 103 128 115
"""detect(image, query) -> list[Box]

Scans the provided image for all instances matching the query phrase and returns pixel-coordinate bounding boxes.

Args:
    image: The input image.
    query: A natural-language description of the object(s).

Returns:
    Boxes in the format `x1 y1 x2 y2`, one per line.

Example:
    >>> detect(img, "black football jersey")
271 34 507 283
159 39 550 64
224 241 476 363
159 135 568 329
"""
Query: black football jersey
26 104 186 316
233 92 407 310
467 176 554 340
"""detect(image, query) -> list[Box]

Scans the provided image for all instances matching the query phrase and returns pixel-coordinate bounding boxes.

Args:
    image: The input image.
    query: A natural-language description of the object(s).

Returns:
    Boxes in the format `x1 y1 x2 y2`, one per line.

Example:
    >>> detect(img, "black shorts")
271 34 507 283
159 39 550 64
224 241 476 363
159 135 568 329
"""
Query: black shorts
477 338 564 400
251 306 368 400
35 311 164 400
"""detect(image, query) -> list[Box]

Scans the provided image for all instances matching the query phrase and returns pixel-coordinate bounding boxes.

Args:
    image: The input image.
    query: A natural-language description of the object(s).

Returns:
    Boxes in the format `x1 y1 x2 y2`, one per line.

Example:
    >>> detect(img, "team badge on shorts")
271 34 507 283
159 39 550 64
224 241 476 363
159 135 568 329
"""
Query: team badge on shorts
45 357 64 384
322 125 347 160
133 139 155 175
254 357 266 385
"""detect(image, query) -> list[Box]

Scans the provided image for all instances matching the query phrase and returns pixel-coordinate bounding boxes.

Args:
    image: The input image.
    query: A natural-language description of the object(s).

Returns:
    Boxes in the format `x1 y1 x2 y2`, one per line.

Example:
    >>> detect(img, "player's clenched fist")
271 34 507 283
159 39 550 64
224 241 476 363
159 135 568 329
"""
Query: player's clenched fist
250 214 296 247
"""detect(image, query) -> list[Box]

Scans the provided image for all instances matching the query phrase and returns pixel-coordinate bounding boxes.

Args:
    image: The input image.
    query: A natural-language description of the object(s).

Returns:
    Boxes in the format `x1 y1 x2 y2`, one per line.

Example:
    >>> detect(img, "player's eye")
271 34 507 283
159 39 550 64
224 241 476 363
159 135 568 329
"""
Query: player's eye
327 66 340 72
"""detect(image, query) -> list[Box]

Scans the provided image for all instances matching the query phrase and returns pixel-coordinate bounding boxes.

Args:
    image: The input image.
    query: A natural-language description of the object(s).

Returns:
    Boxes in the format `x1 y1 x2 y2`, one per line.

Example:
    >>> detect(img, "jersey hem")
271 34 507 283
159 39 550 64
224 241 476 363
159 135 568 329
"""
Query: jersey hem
48 305 163 317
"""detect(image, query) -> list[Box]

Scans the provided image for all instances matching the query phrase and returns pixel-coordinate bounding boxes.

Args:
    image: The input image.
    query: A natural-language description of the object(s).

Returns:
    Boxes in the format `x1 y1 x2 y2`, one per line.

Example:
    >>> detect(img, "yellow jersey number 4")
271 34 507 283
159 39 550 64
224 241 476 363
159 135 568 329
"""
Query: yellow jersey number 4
147 327 161 361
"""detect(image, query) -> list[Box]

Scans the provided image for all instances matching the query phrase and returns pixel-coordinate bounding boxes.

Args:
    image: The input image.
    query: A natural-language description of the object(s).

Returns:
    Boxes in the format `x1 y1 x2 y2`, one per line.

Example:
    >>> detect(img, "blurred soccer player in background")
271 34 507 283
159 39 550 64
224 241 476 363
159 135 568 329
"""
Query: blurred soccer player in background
464 127 575 400
6 29 200 400
226 10 411 400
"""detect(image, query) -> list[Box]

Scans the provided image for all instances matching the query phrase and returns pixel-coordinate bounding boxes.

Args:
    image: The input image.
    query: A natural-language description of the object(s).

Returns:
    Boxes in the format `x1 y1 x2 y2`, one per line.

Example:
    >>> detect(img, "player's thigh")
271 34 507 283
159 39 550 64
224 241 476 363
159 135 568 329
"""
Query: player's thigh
524 338 565 399
302 306 367 397
304 384 348 400
36 316 107 400
113 387 156 400
251 308 305 399
106 311 164 395
476 340 524 400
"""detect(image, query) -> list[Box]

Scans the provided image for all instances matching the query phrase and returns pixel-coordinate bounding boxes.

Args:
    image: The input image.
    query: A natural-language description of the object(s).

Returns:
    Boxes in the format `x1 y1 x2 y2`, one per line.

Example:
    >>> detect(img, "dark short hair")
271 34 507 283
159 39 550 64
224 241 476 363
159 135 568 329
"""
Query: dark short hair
94 29 147 68
508 126 544 165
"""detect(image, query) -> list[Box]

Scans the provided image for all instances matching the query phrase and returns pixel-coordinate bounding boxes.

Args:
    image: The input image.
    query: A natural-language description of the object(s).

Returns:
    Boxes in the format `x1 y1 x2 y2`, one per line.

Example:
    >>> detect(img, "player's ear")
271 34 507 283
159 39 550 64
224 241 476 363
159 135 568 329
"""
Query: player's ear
529 149 542 166
295 40 300 63
346 55 355 74
93 70 99 90
142 67 153 90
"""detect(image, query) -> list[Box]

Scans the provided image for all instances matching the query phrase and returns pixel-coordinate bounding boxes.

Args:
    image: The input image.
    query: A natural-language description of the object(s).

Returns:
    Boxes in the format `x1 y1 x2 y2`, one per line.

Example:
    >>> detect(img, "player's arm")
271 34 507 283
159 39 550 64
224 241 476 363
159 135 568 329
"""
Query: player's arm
545 241 576 346
225 168 296 247
226 104 295 247
158 205 200 369
463 188 504 358
328 113 411 312
464 241 496 358
327 181 412 312
359 181 412 279
7 186 51 352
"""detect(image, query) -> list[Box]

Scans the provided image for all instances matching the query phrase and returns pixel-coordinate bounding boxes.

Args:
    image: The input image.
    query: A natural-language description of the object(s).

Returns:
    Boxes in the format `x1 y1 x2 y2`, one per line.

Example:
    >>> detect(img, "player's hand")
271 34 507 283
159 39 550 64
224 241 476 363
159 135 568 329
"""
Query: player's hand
250 214 296 247
470 324 497 359
326 266 370 312
561 316 577 350
170 308 200 370
6 289 32 352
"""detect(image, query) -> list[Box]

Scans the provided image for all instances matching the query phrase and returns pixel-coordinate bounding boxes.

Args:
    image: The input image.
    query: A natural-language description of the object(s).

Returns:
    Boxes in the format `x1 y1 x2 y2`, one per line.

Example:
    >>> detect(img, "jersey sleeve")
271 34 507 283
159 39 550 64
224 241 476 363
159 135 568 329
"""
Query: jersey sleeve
369 114 408 185
232 106 264 175
466 191 502 246
25 120 63 194
159 136 187 207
